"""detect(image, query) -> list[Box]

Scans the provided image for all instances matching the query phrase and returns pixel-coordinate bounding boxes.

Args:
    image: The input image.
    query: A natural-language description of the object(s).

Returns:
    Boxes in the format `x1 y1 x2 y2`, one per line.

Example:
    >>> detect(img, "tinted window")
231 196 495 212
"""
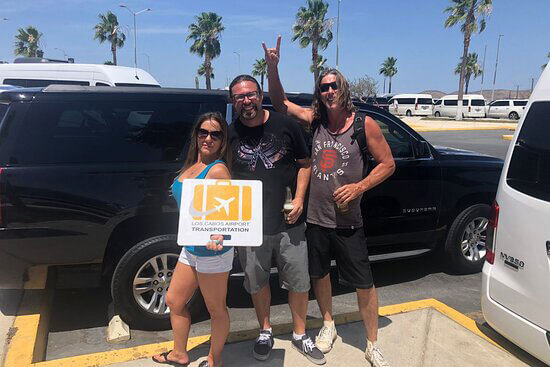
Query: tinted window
417 98 432 105
444 99 458 106
95 82 111 87
115 83 160 88
3 79 89 87
434 100 442 105
513 100 528 106
490 101 507 107
368 113 414 158
397 98 415 104
15 100 225 164
506 101 550 202
470 99 485 106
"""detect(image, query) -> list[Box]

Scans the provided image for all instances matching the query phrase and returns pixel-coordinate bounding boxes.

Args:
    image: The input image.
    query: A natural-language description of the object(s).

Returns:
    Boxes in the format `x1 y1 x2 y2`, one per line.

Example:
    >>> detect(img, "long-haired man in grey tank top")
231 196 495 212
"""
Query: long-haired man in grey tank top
263 36 396 367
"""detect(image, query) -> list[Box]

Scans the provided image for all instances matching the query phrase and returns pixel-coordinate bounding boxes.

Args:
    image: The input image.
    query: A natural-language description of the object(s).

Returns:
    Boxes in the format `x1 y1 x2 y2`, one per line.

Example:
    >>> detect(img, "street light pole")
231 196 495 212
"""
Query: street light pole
120 4 151 76
233 51 241 74
480 44 487 97
336 0 341 69
491 34 504 102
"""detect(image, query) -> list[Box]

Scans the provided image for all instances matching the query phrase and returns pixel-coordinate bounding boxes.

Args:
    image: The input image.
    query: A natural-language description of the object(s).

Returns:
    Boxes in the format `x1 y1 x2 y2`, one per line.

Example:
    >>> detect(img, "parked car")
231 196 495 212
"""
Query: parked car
388 94 433 116
0 85 503 330
0 61 160 87
363 96 391 111
434 94 486 118
481 68 550 365
486 99 528 120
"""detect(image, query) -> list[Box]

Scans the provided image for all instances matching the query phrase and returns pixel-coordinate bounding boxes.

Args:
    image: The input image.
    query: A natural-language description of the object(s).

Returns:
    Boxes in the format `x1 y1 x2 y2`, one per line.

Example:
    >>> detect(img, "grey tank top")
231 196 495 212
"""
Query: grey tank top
307 121 364 228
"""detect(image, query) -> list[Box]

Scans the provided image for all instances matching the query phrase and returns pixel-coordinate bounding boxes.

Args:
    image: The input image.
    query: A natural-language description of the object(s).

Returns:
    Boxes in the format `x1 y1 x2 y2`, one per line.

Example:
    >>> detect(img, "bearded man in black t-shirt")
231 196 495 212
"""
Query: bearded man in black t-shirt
228 75 325 365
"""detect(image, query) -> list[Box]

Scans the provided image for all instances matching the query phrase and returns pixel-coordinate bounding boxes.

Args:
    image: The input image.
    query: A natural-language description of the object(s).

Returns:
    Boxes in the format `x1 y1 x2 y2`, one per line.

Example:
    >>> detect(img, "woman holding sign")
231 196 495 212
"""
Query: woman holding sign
153 112 232 367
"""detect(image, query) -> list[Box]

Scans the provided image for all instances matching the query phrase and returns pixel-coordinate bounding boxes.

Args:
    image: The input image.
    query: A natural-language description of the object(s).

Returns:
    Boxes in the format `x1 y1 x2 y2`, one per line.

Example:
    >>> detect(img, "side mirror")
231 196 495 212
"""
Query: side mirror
416 141 431 158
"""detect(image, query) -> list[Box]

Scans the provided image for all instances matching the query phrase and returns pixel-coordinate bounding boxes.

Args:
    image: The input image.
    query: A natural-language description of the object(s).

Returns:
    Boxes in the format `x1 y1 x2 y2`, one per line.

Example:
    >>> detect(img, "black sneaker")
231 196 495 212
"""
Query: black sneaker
292 335 326 365
253 329 274 361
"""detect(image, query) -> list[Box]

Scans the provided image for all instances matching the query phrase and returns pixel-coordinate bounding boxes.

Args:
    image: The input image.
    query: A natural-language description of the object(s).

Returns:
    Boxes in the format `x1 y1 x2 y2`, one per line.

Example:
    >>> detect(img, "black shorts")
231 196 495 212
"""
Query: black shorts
305 223 373 289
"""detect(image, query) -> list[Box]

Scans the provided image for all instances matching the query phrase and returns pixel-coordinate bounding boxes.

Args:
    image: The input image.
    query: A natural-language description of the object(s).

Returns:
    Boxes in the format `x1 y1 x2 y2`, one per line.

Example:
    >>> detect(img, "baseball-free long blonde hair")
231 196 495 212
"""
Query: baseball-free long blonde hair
312 68 355 123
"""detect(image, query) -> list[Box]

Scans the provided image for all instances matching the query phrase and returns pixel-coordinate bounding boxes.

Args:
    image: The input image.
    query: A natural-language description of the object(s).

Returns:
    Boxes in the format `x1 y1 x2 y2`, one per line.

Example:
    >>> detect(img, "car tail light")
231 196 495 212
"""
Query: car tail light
415 103 418 110
485 201 499 264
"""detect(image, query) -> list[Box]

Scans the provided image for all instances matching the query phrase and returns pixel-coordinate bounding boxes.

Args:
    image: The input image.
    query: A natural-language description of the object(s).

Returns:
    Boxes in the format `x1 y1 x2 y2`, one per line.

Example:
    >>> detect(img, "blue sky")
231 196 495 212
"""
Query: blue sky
1 0 548 94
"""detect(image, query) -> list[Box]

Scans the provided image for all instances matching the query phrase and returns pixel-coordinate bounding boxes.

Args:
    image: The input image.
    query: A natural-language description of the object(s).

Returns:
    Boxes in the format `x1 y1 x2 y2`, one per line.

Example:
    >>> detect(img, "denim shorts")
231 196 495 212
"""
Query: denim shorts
238 222 310 294
178 247 234 274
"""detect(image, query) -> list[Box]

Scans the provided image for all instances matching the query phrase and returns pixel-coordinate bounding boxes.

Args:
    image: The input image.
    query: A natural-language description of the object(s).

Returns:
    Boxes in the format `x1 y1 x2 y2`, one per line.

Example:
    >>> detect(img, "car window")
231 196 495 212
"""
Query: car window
368 112 414 159
14 100 226 164
492 101 508 107
397 98 415 104
444 99 457 106
434 100 442 105
3 79 90 87
417 98 432 105
506 101 550 202
115 83 161 88
95 82 111 87
513 100 528 106
470 99 485 106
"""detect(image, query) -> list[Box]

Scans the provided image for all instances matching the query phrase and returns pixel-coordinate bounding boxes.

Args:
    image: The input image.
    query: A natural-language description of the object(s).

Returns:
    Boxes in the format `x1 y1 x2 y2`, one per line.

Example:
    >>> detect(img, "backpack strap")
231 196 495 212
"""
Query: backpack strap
350 110 370 163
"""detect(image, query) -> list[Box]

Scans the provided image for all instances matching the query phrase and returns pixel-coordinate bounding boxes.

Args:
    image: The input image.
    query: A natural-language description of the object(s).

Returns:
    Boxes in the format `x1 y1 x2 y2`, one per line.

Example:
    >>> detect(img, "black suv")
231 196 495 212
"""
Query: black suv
0 86 503 330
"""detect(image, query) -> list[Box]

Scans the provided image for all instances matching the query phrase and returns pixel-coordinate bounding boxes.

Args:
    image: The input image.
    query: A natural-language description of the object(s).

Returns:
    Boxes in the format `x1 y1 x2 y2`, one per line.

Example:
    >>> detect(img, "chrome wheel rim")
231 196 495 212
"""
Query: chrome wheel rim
460 216 488 262
133 253 179 316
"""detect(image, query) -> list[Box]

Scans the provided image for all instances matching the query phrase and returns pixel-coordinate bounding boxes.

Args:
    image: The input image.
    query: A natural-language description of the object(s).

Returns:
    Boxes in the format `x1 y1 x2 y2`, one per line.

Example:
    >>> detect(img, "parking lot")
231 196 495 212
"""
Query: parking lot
2 121 546 367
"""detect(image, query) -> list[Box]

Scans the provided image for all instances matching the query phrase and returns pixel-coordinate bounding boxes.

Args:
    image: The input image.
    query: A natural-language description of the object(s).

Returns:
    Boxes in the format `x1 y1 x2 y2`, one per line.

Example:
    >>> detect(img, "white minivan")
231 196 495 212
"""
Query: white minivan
486 99 528 120
481 66 550 365
433 94 486 118
388 94 433 116
0 63 160 87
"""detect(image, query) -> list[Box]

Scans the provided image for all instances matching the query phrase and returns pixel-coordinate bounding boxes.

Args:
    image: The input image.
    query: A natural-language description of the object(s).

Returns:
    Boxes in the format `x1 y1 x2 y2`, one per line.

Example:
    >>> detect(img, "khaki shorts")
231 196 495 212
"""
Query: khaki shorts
238 222 310 294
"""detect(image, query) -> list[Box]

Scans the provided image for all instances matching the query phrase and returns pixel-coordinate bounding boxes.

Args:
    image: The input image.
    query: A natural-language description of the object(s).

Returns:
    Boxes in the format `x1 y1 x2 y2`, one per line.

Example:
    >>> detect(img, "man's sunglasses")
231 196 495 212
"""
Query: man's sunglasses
198 128 224 141
320 81 339 92
232 91 259 102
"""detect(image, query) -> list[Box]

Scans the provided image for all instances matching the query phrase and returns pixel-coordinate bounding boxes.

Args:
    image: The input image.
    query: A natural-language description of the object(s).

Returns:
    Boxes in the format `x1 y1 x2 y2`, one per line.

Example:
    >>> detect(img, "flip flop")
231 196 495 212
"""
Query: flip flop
152 351 190 367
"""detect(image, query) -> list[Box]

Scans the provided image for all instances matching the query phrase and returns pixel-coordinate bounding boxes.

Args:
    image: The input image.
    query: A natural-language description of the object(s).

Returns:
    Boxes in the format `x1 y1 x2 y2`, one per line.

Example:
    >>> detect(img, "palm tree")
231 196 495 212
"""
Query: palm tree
444 0 492 120
93 11 126 66
252 58 267 90
454 52 482 94
186 12 224 90
379 57 398 94
310 54 327 74
292 0 333 83
14 26 44 57
197 62 214 80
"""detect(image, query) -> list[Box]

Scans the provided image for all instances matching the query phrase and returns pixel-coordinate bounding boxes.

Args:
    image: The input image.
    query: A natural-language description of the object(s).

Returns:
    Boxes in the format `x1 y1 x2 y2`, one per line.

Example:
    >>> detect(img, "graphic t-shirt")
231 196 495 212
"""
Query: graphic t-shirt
228 111 310 235
307 120 365 229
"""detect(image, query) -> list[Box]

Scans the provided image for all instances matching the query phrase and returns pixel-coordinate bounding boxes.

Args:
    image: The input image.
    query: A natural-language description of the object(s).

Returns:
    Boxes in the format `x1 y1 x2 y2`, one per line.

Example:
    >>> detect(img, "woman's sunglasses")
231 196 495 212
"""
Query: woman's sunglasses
319 81 339 92
198 128 224 141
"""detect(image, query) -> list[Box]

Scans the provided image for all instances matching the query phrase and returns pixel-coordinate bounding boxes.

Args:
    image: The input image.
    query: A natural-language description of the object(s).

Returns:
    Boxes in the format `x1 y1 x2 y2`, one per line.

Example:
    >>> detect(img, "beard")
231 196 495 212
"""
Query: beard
239 103 258 120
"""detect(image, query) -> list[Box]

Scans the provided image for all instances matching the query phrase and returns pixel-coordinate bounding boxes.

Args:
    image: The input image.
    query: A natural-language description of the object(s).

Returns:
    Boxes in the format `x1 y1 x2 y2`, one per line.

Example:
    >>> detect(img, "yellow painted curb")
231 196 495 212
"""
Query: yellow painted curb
502 135 513 141
5 272 502 367
409 126 516 132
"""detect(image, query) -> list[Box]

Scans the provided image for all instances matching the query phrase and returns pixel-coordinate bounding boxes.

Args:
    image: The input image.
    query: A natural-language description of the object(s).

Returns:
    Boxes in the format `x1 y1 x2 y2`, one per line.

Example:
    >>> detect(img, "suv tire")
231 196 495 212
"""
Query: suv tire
406 110 412 117
509 111 519 120
111 235 205 330
434 111 441 117
444 204 490 274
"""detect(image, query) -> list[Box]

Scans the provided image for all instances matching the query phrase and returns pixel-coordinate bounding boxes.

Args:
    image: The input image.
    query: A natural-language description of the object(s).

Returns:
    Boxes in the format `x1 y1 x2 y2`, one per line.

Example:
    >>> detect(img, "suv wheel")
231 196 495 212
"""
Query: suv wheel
509 111 519 120
406 110 412 117
434 111 441 117
444 204 490 274
111 235 205 330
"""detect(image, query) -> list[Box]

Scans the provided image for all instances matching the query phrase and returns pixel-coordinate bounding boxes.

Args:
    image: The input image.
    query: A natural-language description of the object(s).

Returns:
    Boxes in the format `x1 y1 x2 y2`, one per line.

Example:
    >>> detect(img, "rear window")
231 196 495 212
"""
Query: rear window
397 98 415 104
513 100 528 106
417 98 432 105
470 99 485 106
506 101 550 202
444 99 457 106
3 79 89 87
14 100 225 164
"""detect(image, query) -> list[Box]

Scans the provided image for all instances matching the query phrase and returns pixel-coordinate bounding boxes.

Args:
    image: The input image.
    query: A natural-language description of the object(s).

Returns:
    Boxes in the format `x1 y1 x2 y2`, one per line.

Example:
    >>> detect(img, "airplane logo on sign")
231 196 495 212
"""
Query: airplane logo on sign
188 197 235 217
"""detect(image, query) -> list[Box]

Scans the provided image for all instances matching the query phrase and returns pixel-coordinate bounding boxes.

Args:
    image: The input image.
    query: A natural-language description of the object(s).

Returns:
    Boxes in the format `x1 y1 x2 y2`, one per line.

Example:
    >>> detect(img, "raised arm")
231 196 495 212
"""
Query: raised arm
263 36 314 124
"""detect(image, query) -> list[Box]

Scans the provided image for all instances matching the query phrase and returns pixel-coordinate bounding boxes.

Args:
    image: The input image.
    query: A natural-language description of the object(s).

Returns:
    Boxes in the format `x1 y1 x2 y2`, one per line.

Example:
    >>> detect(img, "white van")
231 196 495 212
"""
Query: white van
481 66 550 365
388 94 433 116
486 99 528 120
433 94 486 118
0 63 160 87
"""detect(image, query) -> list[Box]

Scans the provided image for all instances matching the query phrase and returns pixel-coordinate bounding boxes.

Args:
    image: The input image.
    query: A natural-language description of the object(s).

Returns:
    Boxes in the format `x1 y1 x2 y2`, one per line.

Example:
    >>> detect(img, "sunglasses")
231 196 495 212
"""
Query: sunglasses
232 91 259 102
320 81 339 92
198 128 224 141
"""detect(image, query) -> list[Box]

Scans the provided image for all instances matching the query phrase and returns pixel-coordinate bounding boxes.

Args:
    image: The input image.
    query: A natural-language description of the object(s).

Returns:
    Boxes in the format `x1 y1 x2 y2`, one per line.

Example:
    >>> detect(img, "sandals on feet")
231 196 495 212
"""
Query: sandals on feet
152 350 190 367
198 361 210 367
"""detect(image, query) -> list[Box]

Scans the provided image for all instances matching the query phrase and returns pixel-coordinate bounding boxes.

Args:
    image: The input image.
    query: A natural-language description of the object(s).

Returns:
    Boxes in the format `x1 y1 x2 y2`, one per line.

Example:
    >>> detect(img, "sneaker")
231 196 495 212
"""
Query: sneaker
291 335 326 365
253 329 274 361
365 339 391 367
315 321 337 353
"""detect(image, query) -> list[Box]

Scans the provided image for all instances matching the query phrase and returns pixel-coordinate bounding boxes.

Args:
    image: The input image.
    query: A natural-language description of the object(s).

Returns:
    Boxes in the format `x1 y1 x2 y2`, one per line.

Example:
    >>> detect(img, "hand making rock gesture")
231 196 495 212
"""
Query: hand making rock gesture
262 35 281 68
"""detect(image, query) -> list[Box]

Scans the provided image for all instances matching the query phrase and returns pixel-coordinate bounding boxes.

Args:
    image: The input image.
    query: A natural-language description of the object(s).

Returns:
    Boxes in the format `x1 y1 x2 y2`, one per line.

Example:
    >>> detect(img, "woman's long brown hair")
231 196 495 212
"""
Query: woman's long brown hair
179 112 232 176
